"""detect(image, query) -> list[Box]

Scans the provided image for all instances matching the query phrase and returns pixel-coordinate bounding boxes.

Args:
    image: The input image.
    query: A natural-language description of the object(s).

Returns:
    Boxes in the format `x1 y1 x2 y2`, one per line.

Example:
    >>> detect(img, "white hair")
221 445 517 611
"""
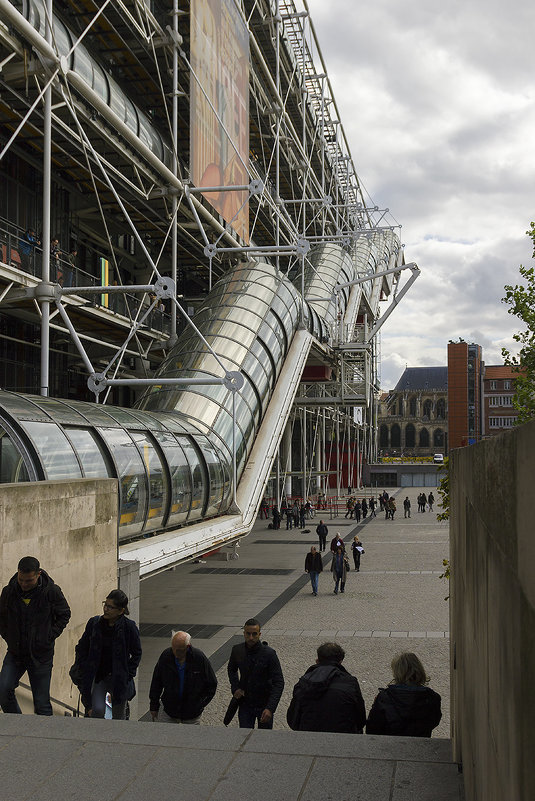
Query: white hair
171 630 191 646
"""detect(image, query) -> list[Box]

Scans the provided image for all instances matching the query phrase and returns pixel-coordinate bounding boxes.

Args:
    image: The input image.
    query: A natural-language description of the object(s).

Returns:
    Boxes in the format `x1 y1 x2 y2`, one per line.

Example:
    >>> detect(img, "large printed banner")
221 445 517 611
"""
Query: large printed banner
190 0 249 243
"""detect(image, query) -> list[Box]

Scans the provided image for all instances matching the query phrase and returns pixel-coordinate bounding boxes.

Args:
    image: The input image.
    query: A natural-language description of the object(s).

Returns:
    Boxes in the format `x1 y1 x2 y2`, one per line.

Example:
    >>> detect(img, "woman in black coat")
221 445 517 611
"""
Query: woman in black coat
74 589 142 719
366 652 441 737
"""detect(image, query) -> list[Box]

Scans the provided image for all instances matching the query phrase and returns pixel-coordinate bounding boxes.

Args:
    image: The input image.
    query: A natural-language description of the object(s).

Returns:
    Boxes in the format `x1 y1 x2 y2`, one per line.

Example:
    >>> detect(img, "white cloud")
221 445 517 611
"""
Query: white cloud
306 0 535 389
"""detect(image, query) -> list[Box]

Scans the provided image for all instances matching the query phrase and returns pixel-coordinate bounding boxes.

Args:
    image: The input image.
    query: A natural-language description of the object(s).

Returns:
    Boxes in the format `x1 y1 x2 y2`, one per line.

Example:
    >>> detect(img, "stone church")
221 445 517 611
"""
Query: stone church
378 366 448 457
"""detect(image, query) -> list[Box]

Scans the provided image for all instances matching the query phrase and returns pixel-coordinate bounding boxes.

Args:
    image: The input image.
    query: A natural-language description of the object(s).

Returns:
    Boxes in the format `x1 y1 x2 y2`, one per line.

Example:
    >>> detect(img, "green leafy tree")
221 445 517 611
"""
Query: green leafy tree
436 459 450 600
502 222 535 423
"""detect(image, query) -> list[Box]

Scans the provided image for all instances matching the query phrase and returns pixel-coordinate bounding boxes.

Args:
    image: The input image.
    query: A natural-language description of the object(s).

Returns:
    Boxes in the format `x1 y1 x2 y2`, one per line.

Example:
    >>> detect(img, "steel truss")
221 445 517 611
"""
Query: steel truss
0 0 417 497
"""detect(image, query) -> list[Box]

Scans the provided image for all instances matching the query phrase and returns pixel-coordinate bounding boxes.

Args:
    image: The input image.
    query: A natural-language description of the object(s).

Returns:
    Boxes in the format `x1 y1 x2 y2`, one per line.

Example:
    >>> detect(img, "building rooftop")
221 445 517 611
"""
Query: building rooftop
484 365 519 380
393 367 448 392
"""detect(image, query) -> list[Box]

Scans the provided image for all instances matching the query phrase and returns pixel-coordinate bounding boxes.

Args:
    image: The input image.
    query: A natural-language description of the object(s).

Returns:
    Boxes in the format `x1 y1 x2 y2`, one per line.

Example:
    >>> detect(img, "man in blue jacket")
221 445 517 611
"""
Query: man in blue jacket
0 556 71 715
149 631 217 724
227 618 284 729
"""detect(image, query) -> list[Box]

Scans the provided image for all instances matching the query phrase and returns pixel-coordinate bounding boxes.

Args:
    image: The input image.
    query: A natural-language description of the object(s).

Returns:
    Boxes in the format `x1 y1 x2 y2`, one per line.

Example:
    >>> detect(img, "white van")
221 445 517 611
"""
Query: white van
433 453 444 464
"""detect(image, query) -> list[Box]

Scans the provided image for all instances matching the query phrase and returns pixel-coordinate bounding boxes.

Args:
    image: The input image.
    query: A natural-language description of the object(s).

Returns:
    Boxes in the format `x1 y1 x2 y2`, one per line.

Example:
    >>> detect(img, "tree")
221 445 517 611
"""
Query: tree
502 222 535 424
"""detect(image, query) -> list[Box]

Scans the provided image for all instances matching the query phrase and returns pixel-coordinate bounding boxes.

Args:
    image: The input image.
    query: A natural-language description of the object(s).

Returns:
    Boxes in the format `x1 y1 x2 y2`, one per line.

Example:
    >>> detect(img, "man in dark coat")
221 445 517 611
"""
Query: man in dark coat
287 642 366 733
0 556 71 715
304 546 323 596
316 520 328 552
149 631 217 724
227 618 284 729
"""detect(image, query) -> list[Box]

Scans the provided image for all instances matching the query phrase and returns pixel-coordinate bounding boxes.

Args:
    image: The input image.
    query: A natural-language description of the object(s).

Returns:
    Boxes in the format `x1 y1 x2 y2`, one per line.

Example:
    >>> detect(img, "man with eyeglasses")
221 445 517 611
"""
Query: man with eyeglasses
0 556 71 715
149 631 217 724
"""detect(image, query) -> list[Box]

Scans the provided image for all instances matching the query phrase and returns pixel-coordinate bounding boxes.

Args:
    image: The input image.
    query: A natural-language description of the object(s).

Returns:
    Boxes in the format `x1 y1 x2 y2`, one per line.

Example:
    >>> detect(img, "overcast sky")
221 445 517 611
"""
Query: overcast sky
306 0 534 389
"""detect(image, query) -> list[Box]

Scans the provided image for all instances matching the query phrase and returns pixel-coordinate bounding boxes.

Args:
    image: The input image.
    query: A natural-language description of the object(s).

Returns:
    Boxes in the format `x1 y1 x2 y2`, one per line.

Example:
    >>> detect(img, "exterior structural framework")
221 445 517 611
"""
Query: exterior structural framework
0 0 416 568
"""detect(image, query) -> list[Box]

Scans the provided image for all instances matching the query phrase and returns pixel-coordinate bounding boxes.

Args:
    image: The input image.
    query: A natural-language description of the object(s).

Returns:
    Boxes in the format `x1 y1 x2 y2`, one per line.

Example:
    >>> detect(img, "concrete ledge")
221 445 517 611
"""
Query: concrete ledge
0 717 463 801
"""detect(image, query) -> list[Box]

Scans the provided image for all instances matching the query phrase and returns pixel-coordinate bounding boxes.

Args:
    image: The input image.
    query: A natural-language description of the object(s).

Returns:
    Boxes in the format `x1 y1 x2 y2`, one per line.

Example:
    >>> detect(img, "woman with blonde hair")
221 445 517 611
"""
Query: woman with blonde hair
366 652 441 737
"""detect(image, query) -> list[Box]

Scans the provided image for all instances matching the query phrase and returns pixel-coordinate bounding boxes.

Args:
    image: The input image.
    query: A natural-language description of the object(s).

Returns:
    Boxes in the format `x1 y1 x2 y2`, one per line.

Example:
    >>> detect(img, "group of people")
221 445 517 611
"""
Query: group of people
344 496 376 521
227 621 441 737
268 499 314 530
0 559 442 739
0 556 140 719
417 492 435 512
18 227 77 286
305 528 365 596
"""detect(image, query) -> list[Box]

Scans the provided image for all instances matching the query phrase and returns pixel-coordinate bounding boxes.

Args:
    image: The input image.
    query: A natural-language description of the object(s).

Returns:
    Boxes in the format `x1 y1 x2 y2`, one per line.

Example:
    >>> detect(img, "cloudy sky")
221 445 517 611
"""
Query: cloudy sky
306 0 535 389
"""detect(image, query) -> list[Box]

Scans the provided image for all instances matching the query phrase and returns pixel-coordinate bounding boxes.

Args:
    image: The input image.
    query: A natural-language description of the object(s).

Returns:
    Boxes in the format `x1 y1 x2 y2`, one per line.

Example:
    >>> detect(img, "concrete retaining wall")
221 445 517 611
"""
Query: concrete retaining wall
450 420 535 801
0 478 118 714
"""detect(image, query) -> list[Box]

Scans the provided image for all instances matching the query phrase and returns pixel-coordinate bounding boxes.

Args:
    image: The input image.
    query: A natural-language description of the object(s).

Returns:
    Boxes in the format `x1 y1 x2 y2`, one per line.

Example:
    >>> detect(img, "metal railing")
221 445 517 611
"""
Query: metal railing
0 217 171 334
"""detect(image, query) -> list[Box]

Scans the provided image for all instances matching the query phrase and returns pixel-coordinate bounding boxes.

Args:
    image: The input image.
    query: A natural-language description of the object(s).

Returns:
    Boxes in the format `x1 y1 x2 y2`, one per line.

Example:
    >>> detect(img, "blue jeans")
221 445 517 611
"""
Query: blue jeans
238 703 273 729
0 651 53 715
309 571 319 594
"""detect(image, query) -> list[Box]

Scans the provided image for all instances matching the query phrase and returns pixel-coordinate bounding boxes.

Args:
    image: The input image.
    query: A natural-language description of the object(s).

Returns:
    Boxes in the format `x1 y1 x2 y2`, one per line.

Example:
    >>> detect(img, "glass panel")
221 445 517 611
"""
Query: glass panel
64 400 122 427
92 63 109 102
153 431 192 527
26 396 90 426
177 436 206 518
72 44 93 85
98 428 147 540
98 406 147 428
0 391 52 421
130 431 167 533
21 421 81 480
53 18 71 59
65 428 111 478
197 438 225 516
0 431 30 483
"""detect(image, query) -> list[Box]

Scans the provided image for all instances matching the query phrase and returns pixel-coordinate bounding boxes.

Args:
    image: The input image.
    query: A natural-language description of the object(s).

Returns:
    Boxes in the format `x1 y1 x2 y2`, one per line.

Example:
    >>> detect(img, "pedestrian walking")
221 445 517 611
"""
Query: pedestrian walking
286 507 293 529
227 618 284 729
403 497 411 518
369 496 377 517
351 536 364 571
287 642 366 733
331 546 349 594
330 532 345 553
73 589 141 719
428 492 435 512
149 631 217 724
272 507 281 530
361 498 368 519
299 503 306 529
0 556 71 715
366 652 442 737
259 498 269 519
316 520 328 552
354 500 361 522
304 546 323 595
388 498 396 520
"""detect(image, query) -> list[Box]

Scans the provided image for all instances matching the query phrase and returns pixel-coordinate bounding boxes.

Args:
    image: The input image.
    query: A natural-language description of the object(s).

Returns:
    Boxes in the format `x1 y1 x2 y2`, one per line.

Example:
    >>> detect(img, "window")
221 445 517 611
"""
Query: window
504 380 511 390
489 396 513 407
489 417 516 428
490 380 497 390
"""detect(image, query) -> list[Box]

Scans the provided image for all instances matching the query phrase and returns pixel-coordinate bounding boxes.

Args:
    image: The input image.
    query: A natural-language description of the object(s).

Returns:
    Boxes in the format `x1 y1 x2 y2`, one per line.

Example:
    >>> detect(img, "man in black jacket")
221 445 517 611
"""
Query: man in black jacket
227 618 284 729
149 631 217 723
0 556 71 715
287 642 366 733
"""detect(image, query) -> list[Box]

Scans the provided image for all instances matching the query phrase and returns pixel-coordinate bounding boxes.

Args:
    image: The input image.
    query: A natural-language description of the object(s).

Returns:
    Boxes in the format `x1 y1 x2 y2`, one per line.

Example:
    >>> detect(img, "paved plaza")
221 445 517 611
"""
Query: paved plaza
137 489 451 736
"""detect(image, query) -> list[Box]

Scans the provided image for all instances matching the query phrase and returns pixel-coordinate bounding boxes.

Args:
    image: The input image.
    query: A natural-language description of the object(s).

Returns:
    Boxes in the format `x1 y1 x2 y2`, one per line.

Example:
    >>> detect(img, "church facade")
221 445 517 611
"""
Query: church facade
378 366 448 458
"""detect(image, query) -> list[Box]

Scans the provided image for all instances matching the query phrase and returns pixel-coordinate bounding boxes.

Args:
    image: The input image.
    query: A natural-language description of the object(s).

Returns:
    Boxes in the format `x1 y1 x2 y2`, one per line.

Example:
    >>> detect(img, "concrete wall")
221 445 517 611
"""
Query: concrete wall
0 478 118 714
450 420 535 801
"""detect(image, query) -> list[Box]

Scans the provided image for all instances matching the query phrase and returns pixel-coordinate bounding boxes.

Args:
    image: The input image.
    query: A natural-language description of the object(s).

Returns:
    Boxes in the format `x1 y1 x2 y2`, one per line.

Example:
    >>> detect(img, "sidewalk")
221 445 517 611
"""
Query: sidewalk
137 489 451 736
